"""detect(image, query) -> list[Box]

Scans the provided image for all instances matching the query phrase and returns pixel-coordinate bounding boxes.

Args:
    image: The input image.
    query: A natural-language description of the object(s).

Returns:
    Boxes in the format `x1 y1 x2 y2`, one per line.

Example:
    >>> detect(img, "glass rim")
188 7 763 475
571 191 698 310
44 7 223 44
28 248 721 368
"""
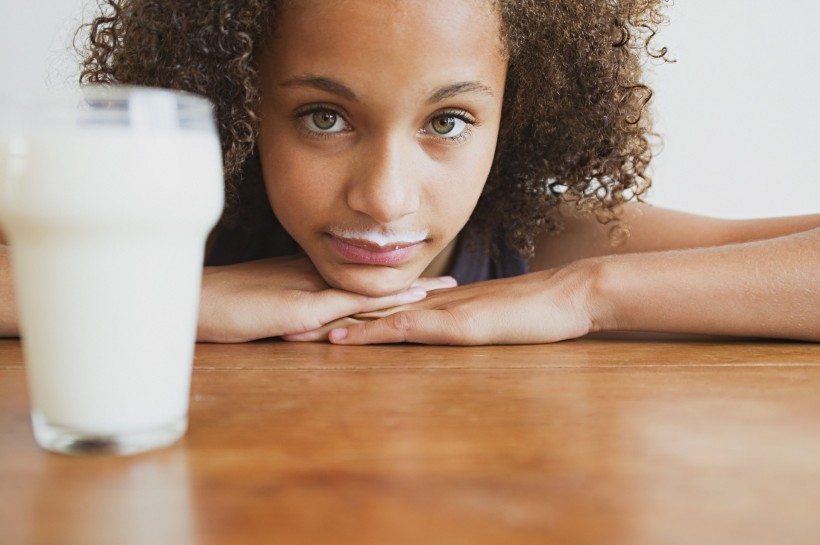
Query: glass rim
83 84 213 109
0 84 212 107
0 85 217 132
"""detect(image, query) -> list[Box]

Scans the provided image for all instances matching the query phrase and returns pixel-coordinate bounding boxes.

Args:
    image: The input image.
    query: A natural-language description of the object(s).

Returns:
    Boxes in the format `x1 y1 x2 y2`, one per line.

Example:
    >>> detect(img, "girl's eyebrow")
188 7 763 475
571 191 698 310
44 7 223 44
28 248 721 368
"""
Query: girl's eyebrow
279 76 495 104
280 76 357 101
425 81 495 104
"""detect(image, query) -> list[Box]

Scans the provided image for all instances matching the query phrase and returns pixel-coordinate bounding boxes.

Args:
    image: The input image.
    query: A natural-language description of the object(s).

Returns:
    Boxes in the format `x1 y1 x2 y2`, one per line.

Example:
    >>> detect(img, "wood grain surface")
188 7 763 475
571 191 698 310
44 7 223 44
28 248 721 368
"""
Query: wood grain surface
1 336 819 545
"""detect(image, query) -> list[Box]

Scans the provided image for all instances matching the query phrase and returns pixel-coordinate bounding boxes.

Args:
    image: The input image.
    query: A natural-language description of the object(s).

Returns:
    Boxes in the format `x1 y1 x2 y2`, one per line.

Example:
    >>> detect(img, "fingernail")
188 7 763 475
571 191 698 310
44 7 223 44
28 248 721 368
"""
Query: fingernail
439 276 458 286
329 328 348 342
399 287 427 303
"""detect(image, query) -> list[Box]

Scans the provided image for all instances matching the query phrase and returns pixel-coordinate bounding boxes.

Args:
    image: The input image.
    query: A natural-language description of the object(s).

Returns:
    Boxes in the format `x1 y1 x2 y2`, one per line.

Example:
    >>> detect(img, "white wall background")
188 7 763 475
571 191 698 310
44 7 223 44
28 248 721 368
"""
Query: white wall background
1 0 818 220
0 1 87 92
646 0 820 218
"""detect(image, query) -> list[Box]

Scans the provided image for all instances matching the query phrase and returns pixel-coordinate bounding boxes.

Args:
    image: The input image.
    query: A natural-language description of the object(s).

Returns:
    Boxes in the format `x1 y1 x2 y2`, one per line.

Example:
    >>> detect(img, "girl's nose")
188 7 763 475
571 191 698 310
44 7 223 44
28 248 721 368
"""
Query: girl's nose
346 135 421 224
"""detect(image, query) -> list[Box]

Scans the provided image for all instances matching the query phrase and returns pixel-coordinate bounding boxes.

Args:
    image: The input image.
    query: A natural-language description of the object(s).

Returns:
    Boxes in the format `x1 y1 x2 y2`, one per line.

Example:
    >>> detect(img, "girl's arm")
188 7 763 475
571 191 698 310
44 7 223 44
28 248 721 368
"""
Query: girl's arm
535 205 820 340
531 204 820 269
320 206 819 344
585 226 820 341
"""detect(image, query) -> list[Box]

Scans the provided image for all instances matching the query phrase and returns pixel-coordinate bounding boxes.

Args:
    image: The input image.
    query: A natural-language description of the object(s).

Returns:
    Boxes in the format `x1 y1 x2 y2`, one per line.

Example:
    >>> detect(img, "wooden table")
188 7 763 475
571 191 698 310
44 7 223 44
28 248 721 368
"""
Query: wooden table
1 336 819 545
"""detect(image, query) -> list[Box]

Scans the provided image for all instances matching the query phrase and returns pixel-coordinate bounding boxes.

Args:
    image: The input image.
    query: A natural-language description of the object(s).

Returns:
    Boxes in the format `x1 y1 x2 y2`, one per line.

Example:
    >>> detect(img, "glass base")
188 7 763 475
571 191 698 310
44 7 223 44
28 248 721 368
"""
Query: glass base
31 413 187 456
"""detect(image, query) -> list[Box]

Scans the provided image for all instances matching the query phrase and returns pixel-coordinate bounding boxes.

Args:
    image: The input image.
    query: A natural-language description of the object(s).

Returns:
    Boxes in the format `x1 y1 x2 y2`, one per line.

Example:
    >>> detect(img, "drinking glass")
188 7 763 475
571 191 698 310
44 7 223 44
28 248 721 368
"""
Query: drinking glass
0 86 224 455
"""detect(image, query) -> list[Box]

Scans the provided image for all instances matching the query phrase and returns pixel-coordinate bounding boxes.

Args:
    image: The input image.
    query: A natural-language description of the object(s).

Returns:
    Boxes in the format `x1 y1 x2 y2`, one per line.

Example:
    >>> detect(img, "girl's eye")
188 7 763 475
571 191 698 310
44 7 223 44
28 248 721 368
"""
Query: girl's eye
312 111 338 130
422 111 475 142
430 116 464 136
298 108 350 134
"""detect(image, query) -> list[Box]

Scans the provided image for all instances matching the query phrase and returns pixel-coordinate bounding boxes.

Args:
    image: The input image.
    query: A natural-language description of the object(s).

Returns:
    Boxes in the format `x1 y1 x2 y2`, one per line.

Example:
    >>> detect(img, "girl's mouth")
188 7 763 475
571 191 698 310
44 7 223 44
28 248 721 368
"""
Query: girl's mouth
325 230 427 266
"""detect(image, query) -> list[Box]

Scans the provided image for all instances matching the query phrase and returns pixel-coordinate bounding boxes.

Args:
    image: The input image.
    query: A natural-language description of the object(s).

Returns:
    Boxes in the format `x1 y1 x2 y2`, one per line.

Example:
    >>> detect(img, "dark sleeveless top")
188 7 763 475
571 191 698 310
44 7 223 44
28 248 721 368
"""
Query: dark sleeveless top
447 230 529 284
206 215 528 285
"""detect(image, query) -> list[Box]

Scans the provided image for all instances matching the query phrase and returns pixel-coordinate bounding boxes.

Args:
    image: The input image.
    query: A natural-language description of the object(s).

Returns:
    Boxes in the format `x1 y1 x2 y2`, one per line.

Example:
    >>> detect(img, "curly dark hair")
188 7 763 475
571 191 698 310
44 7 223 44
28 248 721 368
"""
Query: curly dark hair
77 0 670 257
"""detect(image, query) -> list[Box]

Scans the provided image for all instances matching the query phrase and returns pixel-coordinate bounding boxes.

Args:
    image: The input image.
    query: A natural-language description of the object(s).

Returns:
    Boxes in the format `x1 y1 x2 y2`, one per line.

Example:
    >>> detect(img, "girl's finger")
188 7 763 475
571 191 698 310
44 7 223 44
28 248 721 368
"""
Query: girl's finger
410 276 458 291
328 310 462 345
311 286 427 327
283 316 368 342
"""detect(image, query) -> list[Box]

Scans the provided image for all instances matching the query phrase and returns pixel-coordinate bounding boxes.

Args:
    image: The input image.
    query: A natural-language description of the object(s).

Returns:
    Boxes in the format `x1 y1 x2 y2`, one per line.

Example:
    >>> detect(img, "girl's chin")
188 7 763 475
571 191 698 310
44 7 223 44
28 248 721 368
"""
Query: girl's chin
322 267 418 297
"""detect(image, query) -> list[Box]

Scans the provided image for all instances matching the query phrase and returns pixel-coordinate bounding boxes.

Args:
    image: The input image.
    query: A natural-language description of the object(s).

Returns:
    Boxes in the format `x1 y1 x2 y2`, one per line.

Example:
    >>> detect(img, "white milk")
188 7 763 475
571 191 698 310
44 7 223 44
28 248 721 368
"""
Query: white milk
0 127 223 436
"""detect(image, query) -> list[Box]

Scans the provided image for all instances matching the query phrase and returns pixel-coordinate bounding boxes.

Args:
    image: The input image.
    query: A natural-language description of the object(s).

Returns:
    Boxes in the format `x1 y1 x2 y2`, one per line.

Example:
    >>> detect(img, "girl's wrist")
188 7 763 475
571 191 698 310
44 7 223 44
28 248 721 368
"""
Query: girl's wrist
572 255 623 335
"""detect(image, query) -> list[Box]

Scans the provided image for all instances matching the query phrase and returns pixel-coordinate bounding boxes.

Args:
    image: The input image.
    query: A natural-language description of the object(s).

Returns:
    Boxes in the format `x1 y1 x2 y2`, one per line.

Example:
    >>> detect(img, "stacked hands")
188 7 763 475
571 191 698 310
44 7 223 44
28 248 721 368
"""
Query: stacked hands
198 255 594 346
195 216 820 346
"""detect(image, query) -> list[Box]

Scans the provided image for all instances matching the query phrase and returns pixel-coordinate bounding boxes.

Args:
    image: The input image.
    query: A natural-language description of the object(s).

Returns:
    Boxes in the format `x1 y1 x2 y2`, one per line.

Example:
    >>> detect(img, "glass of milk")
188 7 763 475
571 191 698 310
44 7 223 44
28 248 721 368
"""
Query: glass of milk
0 86 224 455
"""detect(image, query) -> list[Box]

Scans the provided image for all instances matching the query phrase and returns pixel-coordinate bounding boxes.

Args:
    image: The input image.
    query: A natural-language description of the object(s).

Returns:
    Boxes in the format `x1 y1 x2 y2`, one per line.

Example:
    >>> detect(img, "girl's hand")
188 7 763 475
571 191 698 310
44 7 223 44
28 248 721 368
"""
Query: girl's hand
284 263 599 345
197 255 457 343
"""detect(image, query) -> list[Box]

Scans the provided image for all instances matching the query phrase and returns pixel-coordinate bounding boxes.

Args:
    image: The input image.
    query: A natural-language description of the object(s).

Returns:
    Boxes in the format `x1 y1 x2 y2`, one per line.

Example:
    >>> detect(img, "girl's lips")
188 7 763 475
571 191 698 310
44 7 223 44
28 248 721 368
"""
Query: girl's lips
326 234 424 265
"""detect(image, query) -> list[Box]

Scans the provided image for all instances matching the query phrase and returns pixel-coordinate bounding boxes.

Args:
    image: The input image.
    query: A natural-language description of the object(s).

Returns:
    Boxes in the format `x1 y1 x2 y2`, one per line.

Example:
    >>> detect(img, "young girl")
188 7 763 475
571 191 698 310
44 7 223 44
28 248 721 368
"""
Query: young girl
1 0 818 344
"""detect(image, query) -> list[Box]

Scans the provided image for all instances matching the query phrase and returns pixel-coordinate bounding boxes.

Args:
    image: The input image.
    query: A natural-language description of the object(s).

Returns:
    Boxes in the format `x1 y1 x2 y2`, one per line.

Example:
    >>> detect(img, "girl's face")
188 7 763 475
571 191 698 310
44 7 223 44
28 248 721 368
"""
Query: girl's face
257 0 507 296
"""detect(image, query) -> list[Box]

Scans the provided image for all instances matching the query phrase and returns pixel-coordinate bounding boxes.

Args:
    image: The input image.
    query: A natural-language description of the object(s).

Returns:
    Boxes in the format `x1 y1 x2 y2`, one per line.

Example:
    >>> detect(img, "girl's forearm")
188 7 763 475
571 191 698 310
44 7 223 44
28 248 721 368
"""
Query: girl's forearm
0 246 19 337
587 227 820 341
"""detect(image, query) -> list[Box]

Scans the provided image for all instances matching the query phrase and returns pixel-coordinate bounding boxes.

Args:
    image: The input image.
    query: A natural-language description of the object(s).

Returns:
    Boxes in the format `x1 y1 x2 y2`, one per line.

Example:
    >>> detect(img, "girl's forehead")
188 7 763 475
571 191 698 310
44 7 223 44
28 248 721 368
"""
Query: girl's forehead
264 0 506 85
